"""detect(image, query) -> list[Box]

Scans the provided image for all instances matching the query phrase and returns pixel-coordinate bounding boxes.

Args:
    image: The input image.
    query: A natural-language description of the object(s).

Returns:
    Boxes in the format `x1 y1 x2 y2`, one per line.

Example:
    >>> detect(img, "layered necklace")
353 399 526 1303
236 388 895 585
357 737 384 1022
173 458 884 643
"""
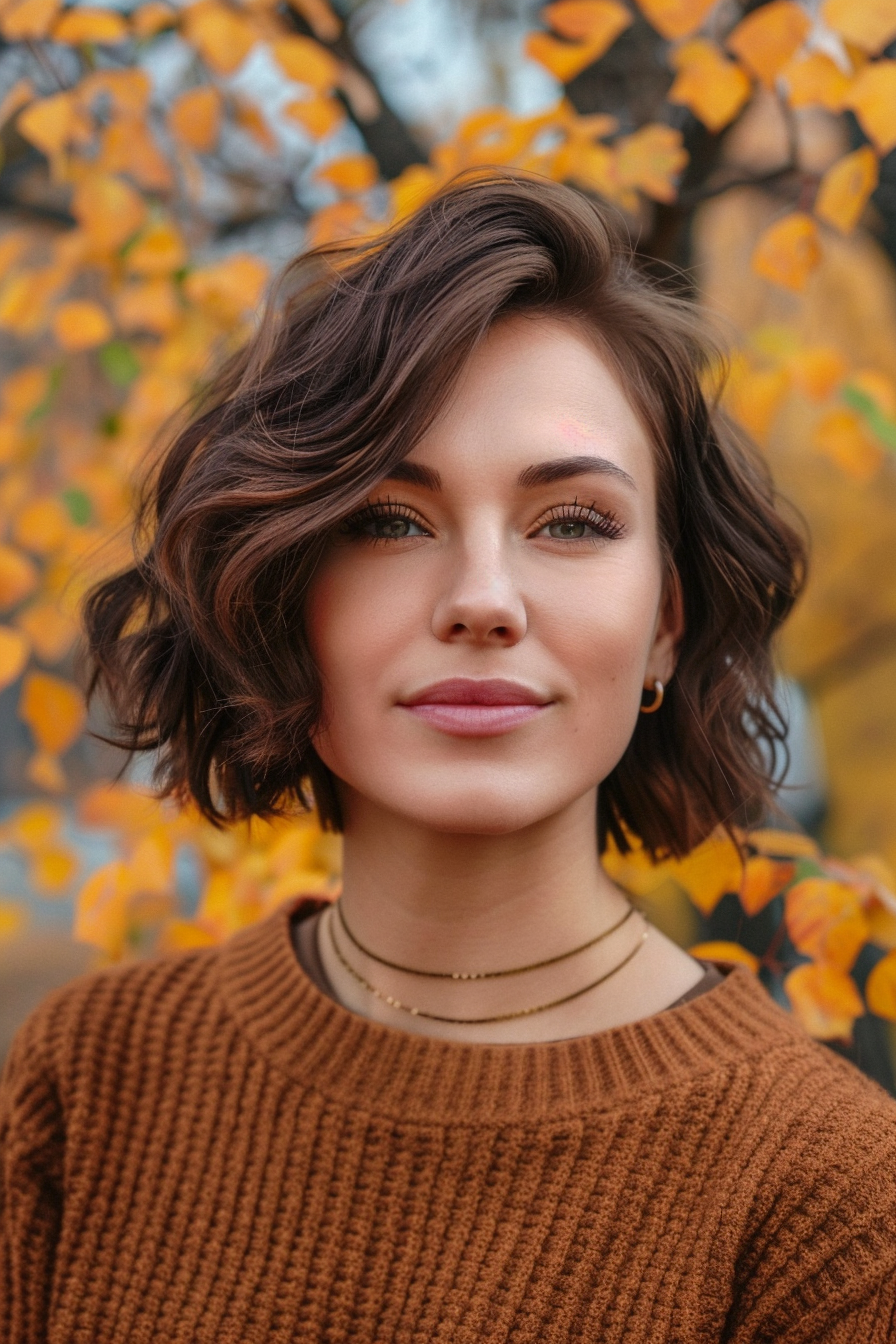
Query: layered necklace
325 898 648 1026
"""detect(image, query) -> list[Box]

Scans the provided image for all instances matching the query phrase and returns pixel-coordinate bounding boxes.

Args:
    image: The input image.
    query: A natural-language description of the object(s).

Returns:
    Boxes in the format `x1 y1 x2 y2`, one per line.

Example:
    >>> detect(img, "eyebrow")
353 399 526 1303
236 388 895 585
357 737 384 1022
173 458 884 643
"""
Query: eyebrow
385 454 636 492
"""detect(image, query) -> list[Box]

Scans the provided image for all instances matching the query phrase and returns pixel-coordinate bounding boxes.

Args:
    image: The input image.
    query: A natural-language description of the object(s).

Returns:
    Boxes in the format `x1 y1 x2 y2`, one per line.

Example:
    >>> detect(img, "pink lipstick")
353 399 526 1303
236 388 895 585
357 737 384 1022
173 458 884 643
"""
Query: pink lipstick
400 678 551 737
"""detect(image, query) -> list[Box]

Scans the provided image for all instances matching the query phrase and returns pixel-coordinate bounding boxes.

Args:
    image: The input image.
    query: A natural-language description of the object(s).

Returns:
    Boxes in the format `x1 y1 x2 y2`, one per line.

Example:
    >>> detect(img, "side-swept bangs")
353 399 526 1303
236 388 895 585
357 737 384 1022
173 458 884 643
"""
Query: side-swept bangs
84 169 805 857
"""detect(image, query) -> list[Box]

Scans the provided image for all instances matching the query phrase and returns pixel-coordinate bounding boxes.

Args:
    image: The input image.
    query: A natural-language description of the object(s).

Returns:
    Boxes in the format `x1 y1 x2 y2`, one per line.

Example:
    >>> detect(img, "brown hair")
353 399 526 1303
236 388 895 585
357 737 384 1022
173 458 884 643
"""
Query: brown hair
84 170 805 858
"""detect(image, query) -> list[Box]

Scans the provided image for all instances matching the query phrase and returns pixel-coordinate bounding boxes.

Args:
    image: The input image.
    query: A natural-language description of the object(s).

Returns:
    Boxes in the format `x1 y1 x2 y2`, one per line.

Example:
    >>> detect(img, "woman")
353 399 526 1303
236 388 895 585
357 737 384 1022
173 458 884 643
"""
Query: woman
2 172 895 1342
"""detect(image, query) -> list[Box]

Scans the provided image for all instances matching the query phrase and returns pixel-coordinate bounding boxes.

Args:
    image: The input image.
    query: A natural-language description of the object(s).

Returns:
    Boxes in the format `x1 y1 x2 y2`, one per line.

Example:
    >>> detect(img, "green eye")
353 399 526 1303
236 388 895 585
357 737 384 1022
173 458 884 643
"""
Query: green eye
546 520 589 539
368 515 424 539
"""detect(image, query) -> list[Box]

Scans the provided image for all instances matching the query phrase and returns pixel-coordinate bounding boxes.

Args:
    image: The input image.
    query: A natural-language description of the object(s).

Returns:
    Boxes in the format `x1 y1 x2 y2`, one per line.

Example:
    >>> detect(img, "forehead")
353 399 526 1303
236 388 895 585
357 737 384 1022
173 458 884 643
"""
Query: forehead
407 313 656 490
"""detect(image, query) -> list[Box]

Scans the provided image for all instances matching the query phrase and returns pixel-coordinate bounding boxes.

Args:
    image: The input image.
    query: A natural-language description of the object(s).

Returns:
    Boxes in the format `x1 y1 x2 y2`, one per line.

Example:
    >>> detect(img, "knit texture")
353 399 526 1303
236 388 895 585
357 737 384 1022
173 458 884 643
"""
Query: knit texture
2 896 896 1344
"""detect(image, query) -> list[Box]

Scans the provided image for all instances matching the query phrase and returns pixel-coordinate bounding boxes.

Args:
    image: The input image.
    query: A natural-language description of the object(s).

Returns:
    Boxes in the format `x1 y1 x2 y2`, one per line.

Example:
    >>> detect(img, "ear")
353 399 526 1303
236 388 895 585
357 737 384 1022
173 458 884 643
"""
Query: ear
647 566 684 686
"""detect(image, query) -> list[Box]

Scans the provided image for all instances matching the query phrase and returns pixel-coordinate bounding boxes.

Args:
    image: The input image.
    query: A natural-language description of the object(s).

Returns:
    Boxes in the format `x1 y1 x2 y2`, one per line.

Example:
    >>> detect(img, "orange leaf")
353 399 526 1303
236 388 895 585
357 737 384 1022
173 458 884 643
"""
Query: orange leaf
96 117 172 190
78 782 161 831
0 543 38 609
752 212 820 291
526 30 608 81
161 918 219 951
17 90 90 157
79 68 151 119
0 624 28 691
668 39 752 132
271 34 339 90
131 0 175 37
30 845 79 894
71 174 147 252
19 671 86 755
866 951 896 1019
0 0 59 40
634 0 715 40
283 93 344 138
815 146 879 235
0 77 36 128
233 98 277 153
543 0 631 41
782 51 852 111
0 901 27 940
15 599 78 662
167 85 222 152
182 0 257 74
113 277 180 334
74 860 131 955
183 253 268 323
26 750 66 793
786 346 847 401
821 0 896 55
785 877 868 971
52 6 127 42
615 123 687 202
688 940 759 971
739 856 796 916
1 363 48 416
13 497 69 554
286 0 340 41
845 61 896 155
1 801 62 847
664 832 744 916
125 221 187 277
316 153 379 192
727 0 810 88
784 962 864 1039
813 407 884 480
52 299 113 350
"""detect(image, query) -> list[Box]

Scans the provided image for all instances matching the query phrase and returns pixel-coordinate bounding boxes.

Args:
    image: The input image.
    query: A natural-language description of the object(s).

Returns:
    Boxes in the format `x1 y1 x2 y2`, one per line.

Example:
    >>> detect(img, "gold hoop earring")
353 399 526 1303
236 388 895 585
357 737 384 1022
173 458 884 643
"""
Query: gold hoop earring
640 679 664 714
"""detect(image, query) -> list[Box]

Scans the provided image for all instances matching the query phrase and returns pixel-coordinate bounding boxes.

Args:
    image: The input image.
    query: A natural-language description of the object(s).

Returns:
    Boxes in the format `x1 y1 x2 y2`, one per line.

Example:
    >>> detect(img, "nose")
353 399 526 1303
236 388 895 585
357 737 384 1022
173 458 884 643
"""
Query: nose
430 532 527 647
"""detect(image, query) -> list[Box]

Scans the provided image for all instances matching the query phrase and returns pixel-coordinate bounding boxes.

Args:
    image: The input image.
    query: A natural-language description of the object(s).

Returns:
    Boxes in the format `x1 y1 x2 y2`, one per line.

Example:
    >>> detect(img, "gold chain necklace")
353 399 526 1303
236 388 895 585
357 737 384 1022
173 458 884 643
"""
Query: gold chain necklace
326 906 649 1026
335 899 636 980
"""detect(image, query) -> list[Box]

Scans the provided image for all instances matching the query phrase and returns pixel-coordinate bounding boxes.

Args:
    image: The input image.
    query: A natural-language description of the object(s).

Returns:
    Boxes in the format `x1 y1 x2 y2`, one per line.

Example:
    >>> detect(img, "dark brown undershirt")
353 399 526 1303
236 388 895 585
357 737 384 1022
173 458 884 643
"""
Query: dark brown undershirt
290 902 724 1022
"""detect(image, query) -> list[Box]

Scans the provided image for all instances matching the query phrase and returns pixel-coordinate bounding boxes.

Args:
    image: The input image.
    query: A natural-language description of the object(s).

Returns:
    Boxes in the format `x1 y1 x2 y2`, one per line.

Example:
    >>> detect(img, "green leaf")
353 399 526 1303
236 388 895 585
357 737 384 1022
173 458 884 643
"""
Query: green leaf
61 487 92 526
841 384 896 453
99 340 140 387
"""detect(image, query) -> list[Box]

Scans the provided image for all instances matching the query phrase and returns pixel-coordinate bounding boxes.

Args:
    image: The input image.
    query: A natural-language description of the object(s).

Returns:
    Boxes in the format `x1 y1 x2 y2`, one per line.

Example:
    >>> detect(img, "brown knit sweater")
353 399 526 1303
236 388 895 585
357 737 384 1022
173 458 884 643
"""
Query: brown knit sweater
2 897 896 1343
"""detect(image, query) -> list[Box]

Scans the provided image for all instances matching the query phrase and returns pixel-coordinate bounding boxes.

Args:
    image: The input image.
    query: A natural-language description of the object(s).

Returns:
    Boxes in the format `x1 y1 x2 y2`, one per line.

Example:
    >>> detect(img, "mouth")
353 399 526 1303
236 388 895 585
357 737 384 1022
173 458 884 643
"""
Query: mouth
399 678 552 738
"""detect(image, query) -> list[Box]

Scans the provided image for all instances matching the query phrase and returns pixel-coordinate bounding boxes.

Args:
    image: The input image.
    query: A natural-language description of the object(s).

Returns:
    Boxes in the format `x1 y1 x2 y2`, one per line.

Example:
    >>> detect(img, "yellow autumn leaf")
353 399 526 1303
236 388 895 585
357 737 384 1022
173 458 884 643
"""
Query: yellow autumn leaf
71 174 147 252
17 90 91 157
667 39 752 133
785 877 868 971
724 363 790 443
0 0 59 41
0 900 27 940
747 831 819 860
271 34 340 90
283 94 344 138
113 277 180 334
316 154 379 193
181 0 257 74
0 802 62 849
615 123 686 202
866 951 896 1019
52 6 128 43
0 543 39 609
19 671 86 755
15 599 78 663
78 782 161 831
52 299 114 350
0 77 36 129
752 212 821 291
30 845 79 894
542 0 632 42
13 497 69 554
0 624 28 690
784 962 865 1039
2 363 48 416
96 117 172 191
74 860 131 955
814 407 884 480
160 918 219 951
79 68 151 119
167 85 222 152
845 61 896 155
125 222 188 277
183 253 269 323
661 831 744 916
688 941 759 971
786 346 847 401
814 146 879 236
739 856 796 916
726 0 810 88
233 99 277 153
131 0 175 37
633 0 715 41
821 0 896 55
782 51 852 111
26 750 66 793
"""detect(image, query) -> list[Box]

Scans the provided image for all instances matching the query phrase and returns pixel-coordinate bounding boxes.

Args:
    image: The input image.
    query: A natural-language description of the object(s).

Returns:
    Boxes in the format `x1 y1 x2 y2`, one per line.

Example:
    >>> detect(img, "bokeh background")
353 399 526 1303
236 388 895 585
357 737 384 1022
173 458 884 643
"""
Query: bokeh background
1 0 896 1087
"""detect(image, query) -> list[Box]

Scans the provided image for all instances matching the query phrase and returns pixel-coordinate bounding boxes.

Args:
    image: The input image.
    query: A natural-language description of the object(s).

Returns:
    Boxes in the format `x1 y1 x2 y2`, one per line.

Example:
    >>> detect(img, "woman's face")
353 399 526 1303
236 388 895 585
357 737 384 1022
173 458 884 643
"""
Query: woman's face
306 314 682 835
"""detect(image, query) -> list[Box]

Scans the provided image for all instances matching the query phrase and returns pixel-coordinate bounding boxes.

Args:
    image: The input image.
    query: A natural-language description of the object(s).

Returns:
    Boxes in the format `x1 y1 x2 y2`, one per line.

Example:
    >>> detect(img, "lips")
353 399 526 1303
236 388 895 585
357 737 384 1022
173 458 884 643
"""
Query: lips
399 679 551 737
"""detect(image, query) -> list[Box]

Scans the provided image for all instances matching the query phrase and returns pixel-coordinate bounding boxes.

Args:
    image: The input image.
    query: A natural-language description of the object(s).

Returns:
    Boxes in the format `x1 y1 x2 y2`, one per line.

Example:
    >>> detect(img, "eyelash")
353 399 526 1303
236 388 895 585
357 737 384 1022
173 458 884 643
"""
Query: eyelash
339 497 626 545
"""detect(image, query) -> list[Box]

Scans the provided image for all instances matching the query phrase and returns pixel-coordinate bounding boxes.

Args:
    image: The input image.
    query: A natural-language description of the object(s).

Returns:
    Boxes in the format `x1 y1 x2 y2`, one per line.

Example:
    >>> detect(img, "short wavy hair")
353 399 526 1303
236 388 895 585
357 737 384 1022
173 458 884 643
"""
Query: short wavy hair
84 170 806 858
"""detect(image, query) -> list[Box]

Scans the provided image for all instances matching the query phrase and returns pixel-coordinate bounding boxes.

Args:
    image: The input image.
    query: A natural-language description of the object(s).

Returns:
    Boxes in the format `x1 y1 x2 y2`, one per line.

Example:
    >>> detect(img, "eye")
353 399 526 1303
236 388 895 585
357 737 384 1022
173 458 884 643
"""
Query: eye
531 502 625 543
340 501 431 543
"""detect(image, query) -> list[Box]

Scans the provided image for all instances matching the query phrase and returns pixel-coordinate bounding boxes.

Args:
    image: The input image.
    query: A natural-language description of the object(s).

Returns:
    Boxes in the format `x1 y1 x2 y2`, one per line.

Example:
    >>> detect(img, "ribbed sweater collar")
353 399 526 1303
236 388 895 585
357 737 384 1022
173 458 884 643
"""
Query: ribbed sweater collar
218 898 805 1124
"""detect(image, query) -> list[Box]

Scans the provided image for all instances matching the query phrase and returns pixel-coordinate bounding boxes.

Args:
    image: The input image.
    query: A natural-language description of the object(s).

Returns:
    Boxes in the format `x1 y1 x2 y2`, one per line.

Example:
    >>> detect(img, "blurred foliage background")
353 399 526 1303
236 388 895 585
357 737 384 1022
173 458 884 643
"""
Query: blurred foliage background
1 0 896 1086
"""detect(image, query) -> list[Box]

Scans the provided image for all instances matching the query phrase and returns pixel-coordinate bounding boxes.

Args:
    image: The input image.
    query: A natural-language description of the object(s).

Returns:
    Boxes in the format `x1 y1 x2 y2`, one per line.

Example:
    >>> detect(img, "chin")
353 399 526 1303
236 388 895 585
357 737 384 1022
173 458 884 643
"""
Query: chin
374 769 588 836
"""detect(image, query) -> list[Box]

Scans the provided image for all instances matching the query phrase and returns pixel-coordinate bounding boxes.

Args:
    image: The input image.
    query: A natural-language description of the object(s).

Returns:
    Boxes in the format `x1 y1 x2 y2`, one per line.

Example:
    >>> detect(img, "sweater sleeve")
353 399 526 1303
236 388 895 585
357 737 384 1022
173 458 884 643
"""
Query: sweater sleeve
725 1070 896 1344
0 1008 66 1344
